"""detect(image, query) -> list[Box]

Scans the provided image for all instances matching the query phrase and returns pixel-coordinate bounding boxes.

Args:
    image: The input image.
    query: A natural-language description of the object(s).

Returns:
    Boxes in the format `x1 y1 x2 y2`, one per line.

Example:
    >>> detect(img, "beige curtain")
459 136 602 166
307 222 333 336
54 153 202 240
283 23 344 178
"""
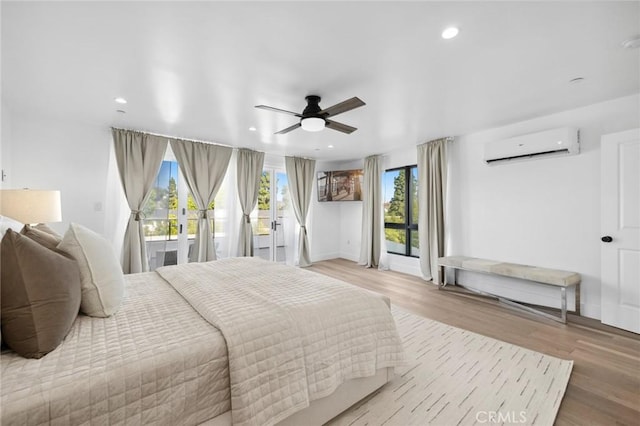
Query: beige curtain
285 156 315 267
417 137 451 283
358 155 383 268
170 139 232 262
236 148 265 256
112 128 168 274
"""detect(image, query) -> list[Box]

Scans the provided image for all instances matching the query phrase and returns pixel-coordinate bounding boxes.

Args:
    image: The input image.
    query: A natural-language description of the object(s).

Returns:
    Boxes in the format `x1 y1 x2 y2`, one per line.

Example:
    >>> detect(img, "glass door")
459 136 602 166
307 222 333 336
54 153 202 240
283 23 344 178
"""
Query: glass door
142 149 200 269
143 159 184 270
253 169 290 262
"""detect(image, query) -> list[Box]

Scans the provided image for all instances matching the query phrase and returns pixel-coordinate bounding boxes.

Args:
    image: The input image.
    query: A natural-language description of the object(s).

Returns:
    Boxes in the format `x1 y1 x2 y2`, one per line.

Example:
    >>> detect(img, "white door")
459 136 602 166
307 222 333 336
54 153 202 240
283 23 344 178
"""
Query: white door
601 128 640 333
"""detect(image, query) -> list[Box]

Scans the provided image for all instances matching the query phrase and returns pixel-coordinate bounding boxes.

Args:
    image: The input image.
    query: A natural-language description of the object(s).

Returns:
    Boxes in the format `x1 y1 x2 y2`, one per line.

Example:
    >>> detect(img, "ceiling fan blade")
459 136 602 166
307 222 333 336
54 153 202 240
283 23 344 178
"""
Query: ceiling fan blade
319 97 365 117
325 119 357 134
274 122 302 135
255 105 302 117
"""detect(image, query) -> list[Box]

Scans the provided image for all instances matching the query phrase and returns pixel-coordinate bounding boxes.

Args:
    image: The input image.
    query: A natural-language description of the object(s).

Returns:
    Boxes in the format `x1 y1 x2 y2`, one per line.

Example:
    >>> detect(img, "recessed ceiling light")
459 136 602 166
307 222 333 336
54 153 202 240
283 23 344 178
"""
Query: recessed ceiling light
249 126 257 131
569 77 585 84
328 145 334 149
114 97 127 104
621 37 640 49
441 27 459 40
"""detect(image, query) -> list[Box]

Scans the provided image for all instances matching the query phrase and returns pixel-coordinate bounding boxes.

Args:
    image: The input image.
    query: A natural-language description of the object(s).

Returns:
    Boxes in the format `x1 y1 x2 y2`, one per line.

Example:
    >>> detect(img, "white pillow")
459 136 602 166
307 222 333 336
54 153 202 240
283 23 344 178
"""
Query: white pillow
57 223 124 317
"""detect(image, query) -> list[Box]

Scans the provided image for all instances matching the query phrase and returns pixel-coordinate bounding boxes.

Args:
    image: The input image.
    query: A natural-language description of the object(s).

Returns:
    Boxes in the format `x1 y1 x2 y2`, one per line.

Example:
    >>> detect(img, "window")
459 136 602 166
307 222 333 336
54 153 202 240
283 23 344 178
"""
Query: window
384 165 419 257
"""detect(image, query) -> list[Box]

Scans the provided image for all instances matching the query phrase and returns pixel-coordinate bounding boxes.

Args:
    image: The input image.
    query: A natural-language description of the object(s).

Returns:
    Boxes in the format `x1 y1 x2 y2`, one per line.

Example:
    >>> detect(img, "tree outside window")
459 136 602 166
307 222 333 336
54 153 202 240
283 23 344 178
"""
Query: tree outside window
142 161 215 240
384 165 419 257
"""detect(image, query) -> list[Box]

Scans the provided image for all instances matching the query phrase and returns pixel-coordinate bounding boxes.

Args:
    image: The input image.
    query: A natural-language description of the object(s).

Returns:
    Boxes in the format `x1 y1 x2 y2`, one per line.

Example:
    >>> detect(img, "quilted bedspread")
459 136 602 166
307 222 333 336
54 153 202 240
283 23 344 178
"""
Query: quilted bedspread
156 257 406 426
0 272 230 425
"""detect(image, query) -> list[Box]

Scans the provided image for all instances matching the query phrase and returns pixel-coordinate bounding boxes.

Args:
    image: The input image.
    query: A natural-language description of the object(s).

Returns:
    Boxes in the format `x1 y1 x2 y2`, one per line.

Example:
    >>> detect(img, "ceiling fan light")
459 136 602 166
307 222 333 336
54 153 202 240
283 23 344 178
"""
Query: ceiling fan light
442 27 459 39
301 117 325 132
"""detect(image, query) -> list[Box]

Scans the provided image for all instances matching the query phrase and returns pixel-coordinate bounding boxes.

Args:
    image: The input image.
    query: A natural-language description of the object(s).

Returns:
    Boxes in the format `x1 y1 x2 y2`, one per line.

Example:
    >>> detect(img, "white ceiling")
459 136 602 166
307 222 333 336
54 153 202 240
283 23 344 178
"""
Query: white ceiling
2 1 639 161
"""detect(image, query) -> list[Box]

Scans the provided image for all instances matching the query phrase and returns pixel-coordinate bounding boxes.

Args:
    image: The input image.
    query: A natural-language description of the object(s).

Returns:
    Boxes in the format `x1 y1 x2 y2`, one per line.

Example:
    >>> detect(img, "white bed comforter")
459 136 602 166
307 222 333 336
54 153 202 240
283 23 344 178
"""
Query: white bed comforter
156 258 405 426
1 272 230 426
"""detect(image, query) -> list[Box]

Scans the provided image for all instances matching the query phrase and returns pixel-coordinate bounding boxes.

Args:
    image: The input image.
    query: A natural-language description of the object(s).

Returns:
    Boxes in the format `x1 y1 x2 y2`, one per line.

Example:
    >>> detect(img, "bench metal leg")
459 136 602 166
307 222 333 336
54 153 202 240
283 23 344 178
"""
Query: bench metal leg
436 265 571 324
561 287 567 323
439 267 457 290
498 297 568 324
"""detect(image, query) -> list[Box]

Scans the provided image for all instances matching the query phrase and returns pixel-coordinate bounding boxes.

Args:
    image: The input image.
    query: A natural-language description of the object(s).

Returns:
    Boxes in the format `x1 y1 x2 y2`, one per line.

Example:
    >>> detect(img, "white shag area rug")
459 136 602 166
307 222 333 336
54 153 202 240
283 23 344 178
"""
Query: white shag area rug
327 306 573 426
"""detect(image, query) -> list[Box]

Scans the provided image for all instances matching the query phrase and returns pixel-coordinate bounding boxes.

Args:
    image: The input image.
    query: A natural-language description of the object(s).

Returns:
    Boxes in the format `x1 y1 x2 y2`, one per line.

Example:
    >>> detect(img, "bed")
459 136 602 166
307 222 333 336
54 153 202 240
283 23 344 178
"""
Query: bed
1 257 405 426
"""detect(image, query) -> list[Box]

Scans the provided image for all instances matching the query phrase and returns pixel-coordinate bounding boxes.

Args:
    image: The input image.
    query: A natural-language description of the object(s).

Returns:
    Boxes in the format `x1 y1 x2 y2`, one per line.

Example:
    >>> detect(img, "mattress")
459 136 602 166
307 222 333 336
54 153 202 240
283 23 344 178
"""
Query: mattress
0 272 230 425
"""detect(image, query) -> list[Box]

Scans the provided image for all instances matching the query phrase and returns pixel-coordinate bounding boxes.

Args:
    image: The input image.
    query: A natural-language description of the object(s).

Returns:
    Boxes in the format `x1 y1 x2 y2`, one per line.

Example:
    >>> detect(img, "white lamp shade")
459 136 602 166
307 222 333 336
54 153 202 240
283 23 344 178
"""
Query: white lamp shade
301 117 325 132
0 189 62 224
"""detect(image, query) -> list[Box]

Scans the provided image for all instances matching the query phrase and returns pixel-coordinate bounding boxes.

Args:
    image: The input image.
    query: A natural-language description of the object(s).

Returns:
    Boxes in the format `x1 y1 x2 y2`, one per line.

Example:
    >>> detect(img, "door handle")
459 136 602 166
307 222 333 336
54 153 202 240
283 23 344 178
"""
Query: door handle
601 236 613 243
179 224 183 234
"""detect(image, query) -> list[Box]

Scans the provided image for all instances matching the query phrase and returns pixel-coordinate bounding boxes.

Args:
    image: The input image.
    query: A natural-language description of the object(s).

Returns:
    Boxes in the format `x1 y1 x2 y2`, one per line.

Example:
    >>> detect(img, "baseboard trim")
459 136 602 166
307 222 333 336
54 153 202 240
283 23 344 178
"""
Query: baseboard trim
338 252 359 263
388 262 422 278
311 252 340 262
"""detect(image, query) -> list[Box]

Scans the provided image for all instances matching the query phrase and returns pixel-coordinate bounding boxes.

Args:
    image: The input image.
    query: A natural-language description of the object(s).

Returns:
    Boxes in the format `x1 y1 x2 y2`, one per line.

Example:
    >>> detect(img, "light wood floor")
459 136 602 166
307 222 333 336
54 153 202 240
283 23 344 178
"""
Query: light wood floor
309 258 640 426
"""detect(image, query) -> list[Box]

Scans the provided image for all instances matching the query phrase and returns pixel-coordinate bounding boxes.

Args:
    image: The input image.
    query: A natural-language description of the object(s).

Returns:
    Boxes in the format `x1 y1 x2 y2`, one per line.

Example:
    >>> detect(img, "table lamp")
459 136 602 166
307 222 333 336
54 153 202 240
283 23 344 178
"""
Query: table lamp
0 189 62 225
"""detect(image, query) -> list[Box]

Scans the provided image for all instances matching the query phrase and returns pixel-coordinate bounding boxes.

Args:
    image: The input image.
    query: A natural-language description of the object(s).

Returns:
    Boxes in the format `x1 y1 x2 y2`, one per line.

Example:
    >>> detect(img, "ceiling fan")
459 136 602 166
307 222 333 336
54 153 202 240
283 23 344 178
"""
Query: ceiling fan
255 95 365 135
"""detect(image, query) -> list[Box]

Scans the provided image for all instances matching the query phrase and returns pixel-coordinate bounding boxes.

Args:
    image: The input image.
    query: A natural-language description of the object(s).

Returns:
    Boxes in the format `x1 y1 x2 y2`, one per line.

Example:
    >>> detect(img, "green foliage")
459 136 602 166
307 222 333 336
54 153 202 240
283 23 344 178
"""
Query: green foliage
410 168 418 223
384 167 419 254
258 171 270 210
168 177 178 210
385 170 406 224
143 175 216 239
385 228 405 245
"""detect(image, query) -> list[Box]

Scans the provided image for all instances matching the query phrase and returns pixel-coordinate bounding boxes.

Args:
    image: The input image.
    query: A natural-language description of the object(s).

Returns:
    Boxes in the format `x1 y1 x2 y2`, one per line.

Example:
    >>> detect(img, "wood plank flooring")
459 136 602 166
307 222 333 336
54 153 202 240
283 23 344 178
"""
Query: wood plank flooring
309 258 640 426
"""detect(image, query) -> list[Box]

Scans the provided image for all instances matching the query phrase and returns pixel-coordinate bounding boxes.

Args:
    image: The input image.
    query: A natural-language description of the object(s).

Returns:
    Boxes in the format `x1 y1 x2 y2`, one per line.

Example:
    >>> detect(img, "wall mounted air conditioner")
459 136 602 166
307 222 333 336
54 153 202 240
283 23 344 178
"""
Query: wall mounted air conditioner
484 127 579 164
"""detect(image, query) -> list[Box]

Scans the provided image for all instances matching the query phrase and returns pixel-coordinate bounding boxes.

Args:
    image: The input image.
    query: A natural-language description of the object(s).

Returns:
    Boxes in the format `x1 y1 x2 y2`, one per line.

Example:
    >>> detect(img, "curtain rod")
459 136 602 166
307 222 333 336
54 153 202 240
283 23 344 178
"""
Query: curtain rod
110 127 236 150
378 136 455 158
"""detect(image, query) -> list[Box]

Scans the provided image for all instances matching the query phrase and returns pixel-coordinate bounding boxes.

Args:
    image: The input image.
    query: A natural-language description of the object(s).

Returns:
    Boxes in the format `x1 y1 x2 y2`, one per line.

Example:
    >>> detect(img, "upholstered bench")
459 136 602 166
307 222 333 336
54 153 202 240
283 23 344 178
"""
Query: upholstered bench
437 256 581 323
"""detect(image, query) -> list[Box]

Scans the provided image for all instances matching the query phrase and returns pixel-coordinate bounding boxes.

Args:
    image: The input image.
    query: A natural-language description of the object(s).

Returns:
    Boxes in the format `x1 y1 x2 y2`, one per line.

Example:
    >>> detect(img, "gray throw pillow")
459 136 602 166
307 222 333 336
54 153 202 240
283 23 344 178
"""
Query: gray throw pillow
20 224 62 251
1 229 81 359
34 223 63 239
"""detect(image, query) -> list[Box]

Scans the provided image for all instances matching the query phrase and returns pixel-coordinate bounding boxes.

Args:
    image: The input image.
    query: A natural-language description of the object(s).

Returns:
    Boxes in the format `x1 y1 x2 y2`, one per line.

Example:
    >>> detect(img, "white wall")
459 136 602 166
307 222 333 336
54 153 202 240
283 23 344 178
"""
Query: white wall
1 102 13 189
309 159 357 262
4 112 111 234
447 94 639 319
336 159 365 262
338 201 362 262
332 146 423 275
311 153 425 277
322 94 639 320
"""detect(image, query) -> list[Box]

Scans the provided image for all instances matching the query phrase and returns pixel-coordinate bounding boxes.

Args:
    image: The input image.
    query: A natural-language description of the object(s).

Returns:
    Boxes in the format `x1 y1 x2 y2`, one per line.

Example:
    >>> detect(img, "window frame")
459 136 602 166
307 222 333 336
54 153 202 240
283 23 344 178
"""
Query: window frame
384 165 419 257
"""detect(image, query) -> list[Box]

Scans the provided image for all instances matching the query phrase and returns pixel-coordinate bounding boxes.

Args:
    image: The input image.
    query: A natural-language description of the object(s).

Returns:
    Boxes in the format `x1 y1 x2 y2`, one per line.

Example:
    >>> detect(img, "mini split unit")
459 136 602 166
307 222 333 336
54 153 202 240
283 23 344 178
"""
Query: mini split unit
484 127 580 164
